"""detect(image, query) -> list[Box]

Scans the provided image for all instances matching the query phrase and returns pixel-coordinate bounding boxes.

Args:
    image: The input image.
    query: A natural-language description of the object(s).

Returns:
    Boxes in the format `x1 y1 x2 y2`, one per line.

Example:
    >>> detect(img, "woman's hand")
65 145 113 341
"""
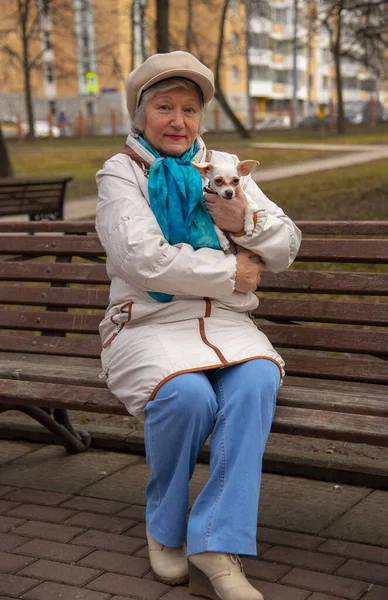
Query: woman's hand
235 249 265 293
204 186 247 233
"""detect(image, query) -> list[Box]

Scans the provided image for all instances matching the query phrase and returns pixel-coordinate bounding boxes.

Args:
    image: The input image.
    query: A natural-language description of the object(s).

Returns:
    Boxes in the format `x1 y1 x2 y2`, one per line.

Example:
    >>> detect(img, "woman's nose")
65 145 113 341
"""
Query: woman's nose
171 110 184 128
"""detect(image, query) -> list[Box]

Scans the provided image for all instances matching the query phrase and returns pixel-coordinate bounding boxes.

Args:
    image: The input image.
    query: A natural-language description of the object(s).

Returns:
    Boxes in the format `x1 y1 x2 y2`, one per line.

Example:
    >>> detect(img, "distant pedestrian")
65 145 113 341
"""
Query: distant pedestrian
58 110 69 136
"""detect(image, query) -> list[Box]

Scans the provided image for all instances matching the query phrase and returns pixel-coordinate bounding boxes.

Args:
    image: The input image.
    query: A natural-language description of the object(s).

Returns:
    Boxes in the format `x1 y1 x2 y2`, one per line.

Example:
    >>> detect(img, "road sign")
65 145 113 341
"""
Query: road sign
86 72 99 93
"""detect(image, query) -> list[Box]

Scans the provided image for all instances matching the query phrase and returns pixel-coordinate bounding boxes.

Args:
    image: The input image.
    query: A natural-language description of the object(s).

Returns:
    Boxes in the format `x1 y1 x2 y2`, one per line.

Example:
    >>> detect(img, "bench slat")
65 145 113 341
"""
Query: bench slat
0 262 108 283
0 286 109 308
281 349 388 384
0 310 102 333
262 323 388 355
256 297 388 326
0 333 101 357
260 271 388 295
297 239 388 263
0 236 104 256
272 406 388 446
0 222 96 234
297 221 388 236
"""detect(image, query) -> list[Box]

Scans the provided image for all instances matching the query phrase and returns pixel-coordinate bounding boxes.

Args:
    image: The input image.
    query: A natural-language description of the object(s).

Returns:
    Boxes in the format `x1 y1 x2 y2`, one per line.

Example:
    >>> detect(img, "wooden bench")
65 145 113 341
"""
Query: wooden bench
0 176 73 220
0 220 387 456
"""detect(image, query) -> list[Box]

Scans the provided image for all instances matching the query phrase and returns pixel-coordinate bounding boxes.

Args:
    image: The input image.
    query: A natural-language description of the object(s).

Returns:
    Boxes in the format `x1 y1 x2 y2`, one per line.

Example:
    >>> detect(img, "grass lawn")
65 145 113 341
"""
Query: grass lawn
5 126 388 215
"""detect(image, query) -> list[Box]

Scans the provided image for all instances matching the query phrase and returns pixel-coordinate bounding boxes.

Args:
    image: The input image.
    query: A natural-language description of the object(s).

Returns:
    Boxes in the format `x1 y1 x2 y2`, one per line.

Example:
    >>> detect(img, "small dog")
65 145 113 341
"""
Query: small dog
192 160 260 253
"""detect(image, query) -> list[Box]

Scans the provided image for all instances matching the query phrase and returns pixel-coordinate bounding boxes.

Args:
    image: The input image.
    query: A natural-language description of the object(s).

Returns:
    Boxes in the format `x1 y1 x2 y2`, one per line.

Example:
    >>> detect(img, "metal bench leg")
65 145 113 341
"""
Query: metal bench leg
0 404 91 454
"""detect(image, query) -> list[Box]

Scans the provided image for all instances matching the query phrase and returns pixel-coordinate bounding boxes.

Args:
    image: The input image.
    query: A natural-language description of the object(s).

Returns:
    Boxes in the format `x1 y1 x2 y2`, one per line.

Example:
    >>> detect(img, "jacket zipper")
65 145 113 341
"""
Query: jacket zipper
102 301 133 349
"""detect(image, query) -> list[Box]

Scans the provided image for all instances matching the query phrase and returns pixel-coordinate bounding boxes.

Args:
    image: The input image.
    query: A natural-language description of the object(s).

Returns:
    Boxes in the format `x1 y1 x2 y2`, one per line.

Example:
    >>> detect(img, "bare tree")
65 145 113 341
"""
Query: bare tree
319 0 388 134
0 129 14 177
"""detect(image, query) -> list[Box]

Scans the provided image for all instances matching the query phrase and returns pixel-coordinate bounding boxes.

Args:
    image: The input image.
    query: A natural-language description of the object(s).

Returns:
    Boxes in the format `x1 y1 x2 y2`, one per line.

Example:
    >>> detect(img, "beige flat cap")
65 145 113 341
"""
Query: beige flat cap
126 51 215 119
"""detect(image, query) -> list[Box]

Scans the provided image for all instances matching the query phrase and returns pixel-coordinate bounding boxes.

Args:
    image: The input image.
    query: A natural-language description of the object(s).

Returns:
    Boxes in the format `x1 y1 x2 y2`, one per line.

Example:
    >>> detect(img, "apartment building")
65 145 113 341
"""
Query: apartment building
0 0 385 133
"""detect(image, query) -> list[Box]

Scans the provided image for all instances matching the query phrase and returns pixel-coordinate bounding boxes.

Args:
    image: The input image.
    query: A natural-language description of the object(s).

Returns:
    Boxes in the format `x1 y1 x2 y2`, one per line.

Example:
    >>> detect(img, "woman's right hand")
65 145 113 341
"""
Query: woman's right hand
235 249 265 293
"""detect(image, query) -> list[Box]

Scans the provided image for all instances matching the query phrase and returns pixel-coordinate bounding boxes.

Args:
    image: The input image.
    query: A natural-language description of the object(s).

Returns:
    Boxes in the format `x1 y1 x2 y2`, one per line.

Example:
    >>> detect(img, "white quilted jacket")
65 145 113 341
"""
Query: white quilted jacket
95 134 301 420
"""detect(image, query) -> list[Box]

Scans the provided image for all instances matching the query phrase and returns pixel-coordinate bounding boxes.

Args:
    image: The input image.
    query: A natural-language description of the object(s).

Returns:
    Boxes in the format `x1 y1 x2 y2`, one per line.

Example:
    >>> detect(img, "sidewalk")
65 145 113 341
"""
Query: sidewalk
1 439 388 600
62 142 388 220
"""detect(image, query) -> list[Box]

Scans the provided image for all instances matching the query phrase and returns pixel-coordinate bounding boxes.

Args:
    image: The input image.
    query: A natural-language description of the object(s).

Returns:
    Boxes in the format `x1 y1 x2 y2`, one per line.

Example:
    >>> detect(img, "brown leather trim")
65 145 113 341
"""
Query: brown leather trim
204 298 212 318
121 145 151 171
233 212 258 237
102 301 133 349
198 318 228 365
149 355 283 401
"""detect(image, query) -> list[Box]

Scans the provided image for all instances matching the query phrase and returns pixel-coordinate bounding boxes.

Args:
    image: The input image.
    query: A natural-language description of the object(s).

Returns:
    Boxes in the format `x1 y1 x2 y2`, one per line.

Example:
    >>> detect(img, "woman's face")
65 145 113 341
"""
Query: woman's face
142 86 202 156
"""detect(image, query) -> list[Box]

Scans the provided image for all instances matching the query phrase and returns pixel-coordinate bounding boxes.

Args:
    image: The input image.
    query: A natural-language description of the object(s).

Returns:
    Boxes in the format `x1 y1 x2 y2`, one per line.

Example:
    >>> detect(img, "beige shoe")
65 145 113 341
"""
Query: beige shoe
189 552 264 600
146 527 189 585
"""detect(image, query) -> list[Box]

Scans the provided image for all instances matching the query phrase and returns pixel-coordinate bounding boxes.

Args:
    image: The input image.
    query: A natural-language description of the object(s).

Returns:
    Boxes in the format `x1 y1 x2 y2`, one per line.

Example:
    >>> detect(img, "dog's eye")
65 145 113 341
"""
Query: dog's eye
232 178 240 185
214 178 223 186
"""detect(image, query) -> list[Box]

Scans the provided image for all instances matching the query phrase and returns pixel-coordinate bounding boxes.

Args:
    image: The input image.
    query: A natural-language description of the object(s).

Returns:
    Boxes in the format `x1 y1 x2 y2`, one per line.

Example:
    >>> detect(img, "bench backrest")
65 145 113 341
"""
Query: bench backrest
0 177 73 219
0 220 387 387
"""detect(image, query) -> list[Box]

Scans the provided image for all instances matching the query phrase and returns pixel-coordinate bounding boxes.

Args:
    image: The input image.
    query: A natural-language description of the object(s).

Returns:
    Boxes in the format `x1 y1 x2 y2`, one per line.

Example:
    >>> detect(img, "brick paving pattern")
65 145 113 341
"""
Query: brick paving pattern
0 444 387 599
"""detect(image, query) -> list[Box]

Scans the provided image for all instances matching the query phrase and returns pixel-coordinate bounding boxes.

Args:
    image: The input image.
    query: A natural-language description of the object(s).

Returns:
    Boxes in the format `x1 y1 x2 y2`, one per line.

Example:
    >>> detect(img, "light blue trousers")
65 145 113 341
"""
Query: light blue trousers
143 358 280 556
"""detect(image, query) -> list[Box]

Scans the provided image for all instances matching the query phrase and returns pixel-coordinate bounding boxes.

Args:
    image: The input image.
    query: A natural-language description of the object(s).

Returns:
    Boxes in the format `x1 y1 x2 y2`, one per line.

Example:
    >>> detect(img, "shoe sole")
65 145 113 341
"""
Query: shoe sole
188 562 220 600
151 569 189 586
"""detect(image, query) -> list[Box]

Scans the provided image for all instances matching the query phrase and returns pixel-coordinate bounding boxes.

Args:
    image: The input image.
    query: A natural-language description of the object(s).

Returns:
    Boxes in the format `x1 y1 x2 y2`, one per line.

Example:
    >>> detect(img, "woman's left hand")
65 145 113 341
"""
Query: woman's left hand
204 186 247 233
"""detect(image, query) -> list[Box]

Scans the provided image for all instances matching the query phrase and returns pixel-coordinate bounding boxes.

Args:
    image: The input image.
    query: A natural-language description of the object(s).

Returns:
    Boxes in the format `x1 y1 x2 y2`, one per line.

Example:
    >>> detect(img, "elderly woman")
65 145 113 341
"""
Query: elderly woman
96 51 301 600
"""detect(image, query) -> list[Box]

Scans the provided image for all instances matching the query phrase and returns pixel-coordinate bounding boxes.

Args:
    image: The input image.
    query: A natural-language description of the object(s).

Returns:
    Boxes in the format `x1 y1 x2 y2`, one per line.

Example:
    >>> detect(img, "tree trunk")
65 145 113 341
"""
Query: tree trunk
156 0 169 53
334 3 346 134
215 0 250 138
0 128 14 177
186 0 193 52
20 0 35 139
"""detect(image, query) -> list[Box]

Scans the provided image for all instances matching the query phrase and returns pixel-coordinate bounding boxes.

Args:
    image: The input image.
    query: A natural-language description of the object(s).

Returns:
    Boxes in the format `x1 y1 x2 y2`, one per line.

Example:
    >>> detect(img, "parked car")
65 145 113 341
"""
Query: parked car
255 115 290 129
298 100 386 129
0 117 60 138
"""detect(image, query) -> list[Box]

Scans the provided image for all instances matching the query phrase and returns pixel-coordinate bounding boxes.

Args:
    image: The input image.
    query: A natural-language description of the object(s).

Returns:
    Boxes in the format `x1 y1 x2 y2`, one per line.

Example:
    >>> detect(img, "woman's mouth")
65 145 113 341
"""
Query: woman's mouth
166 135 185 140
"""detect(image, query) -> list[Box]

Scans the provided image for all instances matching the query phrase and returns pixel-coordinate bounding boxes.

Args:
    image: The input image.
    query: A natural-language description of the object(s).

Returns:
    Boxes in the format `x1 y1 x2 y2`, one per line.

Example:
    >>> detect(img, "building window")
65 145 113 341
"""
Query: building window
251 66 271 80
250 32 269 50
232 65 239 83
231 32 239 49
229 0 237 16
321 48 330 63
46 64 54 83
49 100 57 115
309 74 314 89
272 7 289 24
321 75 329 90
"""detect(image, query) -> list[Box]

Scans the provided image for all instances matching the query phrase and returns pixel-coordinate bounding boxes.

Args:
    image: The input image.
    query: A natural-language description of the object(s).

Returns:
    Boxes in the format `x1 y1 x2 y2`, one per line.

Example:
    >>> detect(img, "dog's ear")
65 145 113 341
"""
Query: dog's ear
192 162 214 176
237 160 260 176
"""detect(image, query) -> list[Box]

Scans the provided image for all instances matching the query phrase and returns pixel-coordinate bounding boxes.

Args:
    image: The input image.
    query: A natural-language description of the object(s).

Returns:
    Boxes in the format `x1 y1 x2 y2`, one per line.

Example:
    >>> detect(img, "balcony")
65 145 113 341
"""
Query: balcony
249 48 272 65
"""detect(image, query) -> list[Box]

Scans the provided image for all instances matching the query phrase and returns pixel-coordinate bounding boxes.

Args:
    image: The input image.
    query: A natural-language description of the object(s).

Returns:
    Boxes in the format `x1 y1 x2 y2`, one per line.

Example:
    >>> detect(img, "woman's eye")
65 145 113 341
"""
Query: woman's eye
185 107 196 113
158 105 171 111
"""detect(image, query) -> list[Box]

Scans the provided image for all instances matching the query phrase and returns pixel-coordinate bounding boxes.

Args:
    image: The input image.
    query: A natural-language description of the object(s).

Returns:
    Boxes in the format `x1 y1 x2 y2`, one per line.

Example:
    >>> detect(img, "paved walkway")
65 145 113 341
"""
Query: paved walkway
61 142 388 219
1 440 388 600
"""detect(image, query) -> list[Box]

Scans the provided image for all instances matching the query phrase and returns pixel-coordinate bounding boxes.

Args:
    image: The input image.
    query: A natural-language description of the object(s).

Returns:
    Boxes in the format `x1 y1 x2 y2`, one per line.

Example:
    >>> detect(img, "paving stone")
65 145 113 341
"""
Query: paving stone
0 573 39 596
0 446 138 494
362 585 388 600
157 587 190 600
241 557 290 581
6 489 72 507
78 549 150 576
336 560 388 586
0 532 30 552
11 520 85 543
19 559 101 586
280 567 371 599
258 474 371 534
87 572 169 599
308 595 348 600
318 539 388 565
0 551 36 573
260 546 346 573
248 579 310 600
0 515 25 533
0 441 39 466
22 581 111 600
322 491 388 547
6 504 76 523
123 521 146 538
257 527 322 550
0 500 20 515
61 496 129 515
80 459 149 504
64 511 136 533
0 487 16 498
71 530 145 554
116 505 146 520
13 539 93 563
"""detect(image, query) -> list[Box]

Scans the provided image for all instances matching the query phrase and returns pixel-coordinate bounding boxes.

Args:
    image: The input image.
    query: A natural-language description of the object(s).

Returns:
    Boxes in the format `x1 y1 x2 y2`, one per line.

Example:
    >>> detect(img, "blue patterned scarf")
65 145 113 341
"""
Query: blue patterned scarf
138 136 221 302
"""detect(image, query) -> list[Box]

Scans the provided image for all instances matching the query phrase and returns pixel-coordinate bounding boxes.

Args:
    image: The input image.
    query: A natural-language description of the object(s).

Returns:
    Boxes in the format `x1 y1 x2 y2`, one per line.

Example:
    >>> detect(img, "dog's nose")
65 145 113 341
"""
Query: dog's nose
224 190 234 199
